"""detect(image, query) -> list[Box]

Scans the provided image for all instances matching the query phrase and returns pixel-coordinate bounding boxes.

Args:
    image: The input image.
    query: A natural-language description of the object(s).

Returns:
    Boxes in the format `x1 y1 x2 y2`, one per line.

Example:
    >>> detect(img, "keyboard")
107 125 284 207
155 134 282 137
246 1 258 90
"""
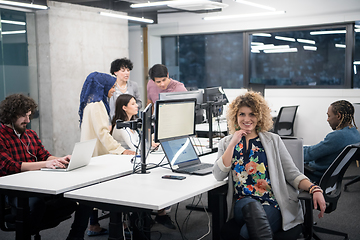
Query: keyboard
182 163 213 172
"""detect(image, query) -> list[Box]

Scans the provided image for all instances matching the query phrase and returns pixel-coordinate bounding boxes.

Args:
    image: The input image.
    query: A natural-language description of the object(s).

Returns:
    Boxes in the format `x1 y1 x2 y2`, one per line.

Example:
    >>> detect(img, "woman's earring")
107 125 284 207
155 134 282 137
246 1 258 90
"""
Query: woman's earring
235 125 240 131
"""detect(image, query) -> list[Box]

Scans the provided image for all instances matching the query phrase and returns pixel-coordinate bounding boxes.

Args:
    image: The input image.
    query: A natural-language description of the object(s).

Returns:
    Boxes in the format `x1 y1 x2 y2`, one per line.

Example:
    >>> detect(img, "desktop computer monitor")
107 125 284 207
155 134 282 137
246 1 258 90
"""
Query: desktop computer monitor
203 86 228 118
154 98 196 142
159 90 204 124
140 103 152 173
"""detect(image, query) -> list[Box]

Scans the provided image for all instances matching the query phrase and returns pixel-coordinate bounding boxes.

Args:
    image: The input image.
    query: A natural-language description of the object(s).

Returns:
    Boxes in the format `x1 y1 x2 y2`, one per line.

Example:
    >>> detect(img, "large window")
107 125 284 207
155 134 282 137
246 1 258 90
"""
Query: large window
162 32 244 89
249 26 347 87
162 24 360 89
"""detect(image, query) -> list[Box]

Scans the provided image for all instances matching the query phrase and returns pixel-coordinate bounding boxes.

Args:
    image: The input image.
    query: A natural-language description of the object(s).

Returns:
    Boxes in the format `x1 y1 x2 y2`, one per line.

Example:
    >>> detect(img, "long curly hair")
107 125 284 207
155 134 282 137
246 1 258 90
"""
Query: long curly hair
227 91 273 134
0 93 37 125
331 100 357 130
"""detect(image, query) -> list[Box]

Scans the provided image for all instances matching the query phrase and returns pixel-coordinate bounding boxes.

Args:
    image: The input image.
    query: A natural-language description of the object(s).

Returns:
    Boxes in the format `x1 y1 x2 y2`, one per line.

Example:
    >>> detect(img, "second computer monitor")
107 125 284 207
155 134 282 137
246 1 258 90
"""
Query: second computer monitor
159 90 204 124
154 98 196 142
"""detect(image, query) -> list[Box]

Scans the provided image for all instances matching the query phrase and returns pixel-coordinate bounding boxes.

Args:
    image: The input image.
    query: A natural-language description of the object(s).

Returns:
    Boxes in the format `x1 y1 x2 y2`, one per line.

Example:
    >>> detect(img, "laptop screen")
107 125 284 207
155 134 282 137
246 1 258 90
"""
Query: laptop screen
161 138 199 169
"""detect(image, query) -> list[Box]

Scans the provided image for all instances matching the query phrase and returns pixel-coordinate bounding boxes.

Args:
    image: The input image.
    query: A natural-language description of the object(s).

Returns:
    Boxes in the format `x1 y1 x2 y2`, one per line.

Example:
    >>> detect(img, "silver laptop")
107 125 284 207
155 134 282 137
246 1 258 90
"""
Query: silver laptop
160 137 213 175
41 139 96 172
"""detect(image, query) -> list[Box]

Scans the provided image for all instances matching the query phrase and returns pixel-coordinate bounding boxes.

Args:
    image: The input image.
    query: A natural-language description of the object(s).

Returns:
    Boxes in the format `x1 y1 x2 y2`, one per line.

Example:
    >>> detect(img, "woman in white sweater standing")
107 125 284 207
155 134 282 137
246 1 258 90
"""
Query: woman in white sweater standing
213 91 326 240
78 72 136 236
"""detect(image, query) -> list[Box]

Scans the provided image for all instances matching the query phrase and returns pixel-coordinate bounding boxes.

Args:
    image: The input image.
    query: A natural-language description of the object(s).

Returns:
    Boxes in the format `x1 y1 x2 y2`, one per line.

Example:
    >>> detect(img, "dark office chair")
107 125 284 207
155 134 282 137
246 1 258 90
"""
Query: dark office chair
0 195 77 240
300 143 360 240
343 103 360 191
273 106 299 136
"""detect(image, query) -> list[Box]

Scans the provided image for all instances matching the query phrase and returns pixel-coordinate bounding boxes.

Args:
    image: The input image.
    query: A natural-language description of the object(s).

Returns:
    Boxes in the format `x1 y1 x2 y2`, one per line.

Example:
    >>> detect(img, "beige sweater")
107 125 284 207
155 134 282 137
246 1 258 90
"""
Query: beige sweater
80 101 125 156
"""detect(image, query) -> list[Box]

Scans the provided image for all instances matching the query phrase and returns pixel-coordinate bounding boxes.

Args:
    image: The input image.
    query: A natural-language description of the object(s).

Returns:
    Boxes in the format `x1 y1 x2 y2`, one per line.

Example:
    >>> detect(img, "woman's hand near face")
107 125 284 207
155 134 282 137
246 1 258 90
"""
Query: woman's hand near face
221 129 250 168
230 130 251 148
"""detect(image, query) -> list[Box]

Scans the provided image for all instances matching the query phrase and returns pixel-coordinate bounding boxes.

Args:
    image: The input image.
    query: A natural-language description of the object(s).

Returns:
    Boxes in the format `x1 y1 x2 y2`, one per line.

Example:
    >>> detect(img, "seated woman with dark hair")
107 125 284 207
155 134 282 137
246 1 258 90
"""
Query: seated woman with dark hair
111 94 140 151
213 91 326 240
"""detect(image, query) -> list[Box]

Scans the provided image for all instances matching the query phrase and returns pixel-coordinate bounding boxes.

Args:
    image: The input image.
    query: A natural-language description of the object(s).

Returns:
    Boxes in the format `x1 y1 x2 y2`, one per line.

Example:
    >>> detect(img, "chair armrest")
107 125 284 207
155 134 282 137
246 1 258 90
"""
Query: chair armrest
298 191 312 201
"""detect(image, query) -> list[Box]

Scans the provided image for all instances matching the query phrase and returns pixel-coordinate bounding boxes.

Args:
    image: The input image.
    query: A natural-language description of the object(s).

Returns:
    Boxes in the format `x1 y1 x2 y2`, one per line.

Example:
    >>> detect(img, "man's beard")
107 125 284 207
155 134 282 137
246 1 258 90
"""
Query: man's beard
14 122 27 134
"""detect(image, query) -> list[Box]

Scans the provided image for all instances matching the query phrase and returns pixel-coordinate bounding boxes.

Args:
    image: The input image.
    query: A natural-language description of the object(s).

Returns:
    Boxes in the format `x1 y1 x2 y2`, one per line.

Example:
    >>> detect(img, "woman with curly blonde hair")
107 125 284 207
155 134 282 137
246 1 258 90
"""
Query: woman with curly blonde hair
213 91 326 240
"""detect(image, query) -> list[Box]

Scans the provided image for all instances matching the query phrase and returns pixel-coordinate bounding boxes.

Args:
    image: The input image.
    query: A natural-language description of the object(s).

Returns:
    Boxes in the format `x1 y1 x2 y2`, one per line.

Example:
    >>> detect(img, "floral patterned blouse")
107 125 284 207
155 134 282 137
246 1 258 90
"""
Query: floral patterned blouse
232 136 279 209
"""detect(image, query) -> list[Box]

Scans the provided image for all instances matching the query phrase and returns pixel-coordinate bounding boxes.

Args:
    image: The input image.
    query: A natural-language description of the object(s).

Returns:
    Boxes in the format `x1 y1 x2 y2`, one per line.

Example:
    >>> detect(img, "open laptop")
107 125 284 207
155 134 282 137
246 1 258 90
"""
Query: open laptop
41 138 97 172
160 137 213 175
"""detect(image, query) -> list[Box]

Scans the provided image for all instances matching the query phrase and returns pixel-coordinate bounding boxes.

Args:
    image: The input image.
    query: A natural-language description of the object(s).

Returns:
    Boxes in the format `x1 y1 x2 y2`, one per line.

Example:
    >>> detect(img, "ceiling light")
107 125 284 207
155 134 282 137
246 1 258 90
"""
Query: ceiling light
310 30 346 35
1 20 26 25
335 44 346 48
303 46 317 51
275 36 295 42
234 0 276 11
252 33 271 37
203 11 285 20
355 25 360 28
264 48 297 53
354 61 360 65
355 29 360 33
2 30 26 35
252 44 289 51
297 38 315 44
0 0 47 10
251 44 273 50
130 0 226 9
251 49 260 53
354 65 357 75
251 42 264 45
99 12 154 24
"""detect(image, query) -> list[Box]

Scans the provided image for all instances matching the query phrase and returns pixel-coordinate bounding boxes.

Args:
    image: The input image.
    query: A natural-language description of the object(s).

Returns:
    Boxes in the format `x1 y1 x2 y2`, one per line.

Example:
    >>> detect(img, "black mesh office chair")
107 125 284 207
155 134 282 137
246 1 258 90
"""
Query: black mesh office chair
344 103 360 190
299 143 360 240
273 106 299 136
0 195 77 240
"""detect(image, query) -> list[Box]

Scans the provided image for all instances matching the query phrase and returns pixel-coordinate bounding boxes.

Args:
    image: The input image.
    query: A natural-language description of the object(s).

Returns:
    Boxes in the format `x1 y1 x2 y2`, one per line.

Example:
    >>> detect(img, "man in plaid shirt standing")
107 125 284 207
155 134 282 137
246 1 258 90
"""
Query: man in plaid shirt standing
0 93 91 240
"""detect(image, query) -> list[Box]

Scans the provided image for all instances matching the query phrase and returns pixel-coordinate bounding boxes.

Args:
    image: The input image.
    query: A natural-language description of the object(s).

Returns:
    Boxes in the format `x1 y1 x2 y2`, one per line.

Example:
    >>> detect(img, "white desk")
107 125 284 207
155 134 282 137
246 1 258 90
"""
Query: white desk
64 153 227 240
0 154 134 195
0 154 135 240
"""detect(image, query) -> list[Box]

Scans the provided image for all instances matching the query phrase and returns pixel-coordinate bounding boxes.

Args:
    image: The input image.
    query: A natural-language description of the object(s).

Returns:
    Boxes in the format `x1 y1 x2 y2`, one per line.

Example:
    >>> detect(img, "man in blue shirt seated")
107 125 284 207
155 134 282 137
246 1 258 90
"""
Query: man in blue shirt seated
304 100 360 183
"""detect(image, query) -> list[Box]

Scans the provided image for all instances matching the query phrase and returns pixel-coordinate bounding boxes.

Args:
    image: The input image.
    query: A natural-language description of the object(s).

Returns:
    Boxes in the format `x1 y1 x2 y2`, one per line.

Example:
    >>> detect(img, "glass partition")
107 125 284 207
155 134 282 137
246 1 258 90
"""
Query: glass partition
0 8 39 132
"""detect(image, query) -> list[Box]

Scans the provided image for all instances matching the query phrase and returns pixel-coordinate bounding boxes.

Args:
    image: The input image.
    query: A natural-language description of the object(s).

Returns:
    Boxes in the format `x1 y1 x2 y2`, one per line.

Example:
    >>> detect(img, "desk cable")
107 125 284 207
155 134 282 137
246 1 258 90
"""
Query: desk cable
174 194 211 240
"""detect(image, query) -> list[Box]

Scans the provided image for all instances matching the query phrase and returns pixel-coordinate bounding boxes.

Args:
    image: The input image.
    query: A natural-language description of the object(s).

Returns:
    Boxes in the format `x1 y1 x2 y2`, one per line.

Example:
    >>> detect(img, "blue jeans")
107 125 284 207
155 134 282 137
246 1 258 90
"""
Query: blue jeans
234 197 282 239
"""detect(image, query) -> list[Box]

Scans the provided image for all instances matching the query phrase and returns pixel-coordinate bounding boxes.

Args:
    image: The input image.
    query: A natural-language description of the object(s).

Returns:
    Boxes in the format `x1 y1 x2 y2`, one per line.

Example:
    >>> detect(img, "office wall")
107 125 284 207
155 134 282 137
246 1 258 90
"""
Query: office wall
36 1 128 155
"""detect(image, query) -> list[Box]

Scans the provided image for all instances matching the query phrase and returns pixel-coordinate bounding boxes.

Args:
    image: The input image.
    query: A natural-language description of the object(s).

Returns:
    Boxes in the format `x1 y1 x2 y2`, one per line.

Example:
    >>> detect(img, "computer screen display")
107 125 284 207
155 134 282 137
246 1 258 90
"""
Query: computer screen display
159 90 204 124
154 99 196 142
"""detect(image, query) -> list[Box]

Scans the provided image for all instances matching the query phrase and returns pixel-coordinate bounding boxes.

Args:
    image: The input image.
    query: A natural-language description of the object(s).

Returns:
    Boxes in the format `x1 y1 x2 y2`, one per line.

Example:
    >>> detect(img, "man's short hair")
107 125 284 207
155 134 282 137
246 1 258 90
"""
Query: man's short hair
148 64 168 81
110 58 133 75
0 94 37 124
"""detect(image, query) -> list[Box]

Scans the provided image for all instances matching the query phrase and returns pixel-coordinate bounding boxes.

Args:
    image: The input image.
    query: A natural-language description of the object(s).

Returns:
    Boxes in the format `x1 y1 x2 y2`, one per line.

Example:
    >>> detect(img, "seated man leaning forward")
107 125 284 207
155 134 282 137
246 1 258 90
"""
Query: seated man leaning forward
0 94 92 240
304 100 360 183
